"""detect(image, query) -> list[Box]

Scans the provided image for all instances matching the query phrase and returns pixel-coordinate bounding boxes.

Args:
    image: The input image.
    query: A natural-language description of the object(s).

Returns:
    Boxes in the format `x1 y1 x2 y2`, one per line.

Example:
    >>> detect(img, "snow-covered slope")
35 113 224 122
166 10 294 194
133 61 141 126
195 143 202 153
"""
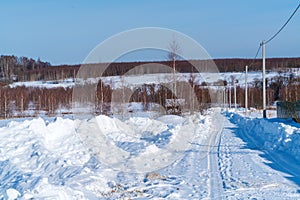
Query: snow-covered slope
9 69 300 89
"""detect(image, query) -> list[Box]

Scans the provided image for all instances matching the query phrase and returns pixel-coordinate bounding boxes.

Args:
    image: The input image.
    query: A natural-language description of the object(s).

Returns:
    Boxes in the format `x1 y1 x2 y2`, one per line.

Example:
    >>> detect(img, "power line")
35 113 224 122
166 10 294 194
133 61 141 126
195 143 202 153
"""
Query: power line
232 3 299 89
249 44 261 67
265 2 300 44
236 44 261 82
239 2 300 79
235 3 300 116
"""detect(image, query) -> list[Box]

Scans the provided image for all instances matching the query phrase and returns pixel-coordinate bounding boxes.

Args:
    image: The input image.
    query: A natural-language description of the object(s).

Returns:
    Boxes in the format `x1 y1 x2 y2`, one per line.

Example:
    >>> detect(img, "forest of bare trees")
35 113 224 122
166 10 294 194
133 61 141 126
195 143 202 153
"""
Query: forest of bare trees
0 74 299 118
0 55 300 118
0 55 50 82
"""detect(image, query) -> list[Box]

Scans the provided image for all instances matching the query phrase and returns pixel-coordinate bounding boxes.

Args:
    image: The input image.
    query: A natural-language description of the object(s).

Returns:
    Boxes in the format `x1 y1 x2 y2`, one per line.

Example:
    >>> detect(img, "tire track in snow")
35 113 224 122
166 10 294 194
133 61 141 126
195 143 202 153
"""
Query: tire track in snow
217 121 246 191
146 110 226 199
217 116 264 194
218 135 234 190
216 114 300 199
236 120 300 184
155 113 215 199
207 109 225 199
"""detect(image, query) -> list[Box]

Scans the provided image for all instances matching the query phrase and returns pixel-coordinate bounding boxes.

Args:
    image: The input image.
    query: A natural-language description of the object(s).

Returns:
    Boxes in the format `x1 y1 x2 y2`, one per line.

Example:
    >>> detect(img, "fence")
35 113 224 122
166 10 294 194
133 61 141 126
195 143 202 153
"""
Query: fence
277 101 300 122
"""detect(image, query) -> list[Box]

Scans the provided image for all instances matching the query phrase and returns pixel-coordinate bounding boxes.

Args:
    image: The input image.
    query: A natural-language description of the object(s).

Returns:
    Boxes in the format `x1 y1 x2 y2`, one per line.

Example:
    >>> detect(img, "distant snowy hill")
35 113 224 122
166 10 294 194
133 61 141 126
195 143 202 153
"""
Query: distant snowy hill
9 69 300 89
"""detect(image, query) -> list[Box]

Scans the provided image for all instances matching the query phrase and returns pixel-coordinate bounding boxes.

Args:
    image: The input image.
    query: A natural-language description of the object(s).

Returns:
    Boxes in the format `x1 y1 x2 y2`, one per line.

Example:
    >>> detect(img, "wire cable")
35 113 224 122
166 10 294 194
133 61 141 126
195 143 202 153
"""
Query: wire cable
232 2 299 85
265 2 300 44
236 44 262 82
249 44 262 67
239 1 300 80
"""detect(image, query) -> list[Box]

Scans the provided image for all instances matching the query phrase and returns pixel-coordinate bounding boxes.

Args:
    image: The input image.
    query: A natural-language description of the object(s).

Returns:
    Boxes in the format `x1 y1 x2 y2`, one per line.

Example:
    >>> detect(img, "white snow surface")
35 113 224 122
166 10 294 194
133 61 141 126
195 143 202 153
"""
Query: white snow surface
0 109 300 199
9 69 300 89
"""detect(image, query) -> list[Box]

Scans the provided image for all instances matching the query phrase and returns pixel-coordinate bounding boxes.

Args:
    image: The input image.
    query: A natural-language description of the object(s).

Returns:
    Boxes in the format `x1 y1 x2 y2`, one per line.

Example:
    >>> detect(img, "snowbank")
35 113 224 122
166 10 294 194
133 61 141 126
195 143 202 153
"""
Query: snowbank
228 112 300 161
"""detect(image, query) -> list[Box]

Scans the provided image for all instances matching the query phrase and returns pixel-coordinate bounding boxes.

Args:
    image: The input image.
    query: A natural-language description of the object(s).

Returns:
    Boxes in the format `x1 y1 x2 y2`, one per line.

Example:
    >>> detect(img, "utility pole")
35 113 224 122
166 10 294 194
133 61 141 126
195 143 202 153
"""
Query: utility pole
234 78 237 111
223 87 226 109
262 41 267 118
229 85 232 109
225 87 228 111
245 65 248 115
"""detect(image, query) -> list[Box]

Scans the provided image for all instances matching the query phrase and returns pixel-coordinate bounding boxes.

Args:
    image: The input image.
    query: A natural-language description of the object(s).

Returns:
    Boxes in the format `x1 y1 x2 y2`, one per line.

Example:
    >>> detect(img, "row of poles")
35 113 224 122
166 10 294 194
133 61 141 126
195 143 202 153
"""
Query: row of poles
222 77 238 111
245 2 300 118
223 40 266 118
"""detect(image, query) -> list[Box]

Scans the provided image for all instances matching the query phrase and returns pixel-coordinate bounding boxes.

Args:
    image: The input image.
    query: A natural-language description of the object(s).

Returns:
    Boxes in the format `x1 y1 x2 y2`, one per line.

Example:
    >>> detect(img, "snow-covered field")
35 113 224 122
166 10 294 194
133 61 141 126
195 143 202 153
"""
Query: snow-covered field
9 69 300 89
1 108 300 199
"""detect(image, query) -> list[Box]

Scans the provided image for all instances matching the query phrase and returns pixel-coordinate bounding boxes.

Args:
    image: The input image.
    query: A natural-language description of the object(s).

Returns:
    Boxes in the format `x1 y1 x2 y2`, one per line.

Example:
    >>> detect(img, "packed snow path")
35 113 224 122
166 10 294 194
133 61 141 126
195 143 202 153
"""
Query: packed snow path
1 110 300 199
216 113 300 199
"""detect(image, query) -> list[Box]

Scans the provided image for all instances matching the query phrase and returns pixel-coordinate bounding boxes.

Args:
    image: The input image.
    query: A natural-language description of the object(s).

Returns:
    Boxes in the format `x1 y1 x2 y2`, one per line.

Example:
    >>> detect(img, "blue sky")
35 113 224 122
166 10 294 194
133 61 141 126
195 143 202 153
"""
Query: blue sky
1 0 299 65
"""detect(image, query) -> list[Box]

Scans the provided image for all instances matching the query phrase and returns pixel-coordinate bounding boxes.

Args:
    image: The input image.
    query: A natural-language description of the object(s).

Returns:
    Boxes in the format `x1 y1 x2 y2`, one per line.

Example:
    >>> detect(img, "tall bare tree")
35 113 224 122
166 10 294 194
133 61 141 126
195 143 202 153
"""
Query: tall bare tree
168 39 181 113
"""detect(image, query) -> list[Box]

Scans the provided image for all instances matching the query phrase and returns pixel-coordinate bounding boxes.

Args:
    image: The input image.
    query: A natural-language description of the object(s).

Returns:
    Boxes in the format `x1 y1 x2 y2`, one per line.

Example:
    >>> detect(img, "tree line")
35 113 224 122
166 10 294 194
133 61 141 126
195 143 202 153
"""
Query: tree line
0 55 50 82
0 74 299 118
1 55 300 83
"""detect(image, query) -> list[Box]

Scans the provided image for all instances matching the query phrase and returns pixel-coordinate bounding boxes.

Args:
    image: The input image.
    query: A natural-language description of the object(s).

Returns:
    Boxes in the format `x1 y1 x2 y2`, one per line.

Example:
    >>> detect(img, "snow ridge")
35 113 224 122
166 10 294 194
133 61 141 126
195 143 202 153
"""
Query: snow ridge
228 113 300 163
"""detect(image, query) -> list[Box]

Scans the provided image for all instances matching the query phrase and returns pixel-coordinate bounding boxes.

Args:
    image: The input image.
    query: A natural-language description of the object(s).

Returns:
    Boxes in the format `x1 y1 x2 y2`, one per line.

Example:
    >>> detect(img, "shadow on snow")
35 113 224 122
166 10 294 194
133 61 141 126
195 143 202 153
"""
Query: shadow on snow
225 112 300 191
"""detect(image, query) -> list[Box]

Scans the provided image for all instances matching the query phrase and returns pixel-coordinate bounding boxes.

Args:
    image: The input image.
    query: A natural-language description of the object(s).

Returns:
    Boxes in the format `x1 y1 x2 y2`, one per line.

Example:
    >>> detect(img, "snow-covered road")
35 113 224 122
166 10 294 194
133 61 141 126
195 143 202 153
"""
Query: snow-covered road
217 114 300 199
1 110 300 199
166 111 300 199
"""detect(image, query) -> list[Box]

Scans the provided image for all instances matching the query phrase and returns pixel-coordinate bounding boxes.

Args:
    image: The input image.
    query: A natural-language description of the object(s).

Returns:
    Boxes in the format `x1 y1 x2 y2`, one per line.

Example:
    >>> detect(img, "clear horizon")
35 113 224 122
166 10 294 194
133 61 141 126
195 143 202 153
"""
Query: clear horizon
1 0 299 65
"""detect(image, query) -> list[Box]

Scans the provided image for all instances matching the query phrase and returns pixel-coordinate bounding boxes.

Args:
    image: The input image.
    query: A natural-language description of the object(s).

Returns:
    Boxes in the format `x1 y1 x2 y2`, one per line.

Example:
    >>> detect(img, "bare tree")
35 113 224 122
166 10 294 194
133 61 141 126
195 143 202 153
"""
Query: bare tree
167 39 181 114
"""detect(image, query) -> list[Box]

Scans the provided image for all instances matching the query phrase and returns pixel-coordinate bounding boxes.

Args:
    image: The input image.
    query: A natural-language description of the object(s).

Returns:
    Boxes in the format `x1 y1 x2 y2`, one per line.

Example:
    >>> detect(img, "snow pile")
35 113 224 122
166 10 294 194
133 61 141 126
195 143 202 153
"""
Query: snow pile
0 117 91 199
228 112 300 161
0 112 213 199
